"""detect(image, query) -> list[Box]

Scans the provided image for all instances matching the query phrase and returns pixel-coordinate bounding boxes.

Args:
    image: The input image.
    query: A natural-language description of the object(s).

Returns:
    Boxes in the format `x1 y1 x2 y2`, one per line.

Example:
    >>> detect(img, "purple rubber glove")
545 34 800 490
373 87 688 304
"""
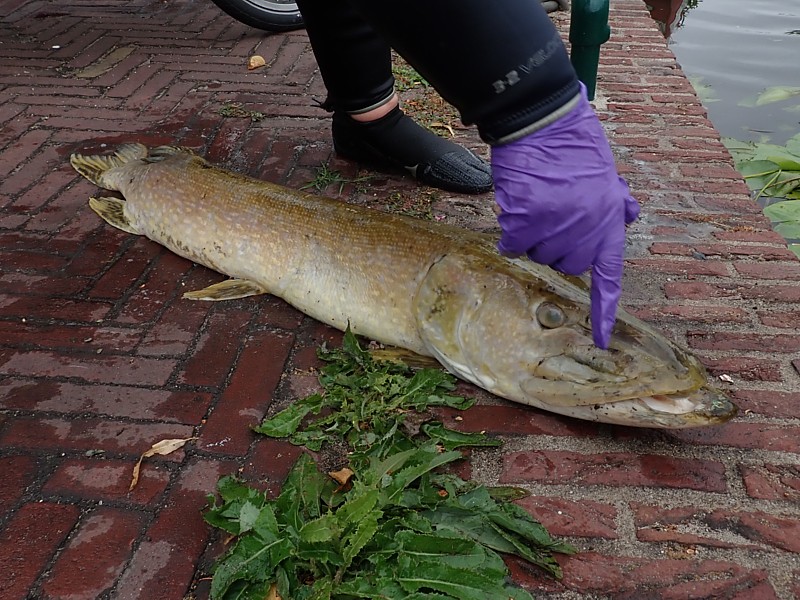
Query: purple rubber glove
491 84 640 349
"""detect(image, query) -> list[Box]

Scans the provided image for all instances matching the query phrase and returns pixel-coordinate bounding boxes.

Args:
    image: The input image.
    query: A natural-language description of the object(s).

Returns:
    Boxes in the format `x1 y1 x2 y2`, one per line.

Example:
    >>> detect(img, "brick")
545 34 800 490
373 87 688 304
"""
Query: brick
678 165 742 179
112 251 195 325
43 457 171 505
694 243 797 261
694 194 768 215
290 321 344 371
500 450 727 493
0 503 81 600
740 464 800 502
670 422 800 453
200 330 294 455
42 507 146 600
757 309 800 328
64 229 130 278
243 439 307 498
663 281 737 300
10 168 75 212
0 129 52 194
628 303 750 325
626 257 731 277
510 552 777 599
0 320 141 353
88 237 163 300
0 293 112 322
699 357 782 382
434 404 601 438
516 496 617 539
0 455 38 514
687 331 800 353
739 284 800 303
0 348 176 386
0 379 210 423
136 267 219 356
138 302 212 356
0 417 195 456
111 458 237 600
632 503 800 553
0 248 70 273
251 294 306 330
653 243 792 262
178 307 252 387
715 230 788 244
731 389 800 420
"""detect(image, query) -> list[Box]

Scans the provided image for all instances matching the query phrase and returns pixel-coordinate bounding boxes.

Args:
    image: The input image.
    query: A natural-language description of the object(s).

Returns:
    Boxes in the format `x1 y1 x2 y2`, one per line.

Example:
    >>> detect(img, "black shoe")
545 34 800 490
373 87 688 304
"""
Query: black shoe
331 107 493 194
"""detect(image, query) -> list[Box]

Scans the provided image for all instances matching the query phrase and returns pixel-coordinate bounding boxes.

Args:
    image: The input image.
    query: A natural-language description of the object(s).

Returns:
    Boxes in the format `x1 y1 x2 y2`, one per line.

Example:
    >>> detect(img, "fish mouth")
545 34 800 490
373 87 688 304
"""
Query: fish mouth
514 320 738 427
580 386 738 428
520 330 706 408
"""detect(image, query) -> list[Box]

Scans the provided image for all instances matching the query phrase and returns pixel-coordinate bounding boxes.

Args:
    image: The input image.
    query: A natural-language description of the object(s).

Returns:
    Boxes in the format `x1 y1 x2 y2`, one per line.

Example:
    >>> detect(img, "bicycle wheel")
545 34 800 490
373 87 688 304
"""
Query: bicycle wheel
210 0 304 32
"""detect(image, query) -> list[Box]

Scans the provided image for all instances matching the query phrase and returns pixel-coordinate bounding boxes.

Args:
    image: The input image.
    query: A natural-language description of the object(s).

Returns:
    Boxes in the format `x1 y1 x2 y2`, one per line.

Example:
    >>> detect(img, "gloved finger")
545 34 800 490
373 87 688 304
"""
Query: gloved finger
617 176 640 224
589 228 625 349
624 194 640 225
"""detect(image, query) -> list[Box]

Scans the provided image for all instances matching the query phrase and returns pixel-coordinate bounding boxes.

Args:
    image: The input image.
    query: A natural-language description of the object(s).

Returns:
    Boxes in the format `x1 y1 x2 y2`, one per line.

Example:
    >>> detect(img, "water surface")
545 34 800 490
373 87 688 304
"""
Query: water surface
648 0 800 145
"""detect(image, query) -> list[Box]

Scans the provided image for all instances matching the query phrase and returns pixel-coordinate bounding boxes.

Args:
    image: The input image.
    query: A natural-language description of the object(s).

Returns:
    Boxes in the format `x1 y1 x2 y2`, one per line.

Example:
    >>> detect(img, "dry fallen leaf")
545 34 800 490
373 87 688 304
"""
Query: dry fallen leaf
247 55 266 70
267 583 282 600
130 437 197 491
328 467 354 486
429 121 455 137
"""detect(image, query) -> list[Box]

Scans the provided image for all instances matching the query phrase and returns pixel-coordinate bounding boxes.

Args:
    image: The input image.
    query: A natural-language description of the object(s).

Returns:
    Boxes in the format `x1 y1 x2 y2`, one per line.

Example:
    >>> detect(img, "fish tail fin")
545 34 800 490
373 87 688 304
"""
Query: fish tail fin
70 143 148 190
89 196 141 235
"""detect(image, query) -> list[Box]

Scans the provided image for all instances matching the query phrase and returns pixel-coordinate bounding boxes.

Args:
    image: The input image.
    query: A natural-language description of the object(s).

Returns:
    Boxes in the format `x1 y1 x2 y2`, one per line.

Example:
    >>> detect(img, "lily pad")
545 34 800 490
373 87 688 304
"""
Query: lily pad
688 76 719 104
740 86 800 107
764 199 800 223
772 220 800 240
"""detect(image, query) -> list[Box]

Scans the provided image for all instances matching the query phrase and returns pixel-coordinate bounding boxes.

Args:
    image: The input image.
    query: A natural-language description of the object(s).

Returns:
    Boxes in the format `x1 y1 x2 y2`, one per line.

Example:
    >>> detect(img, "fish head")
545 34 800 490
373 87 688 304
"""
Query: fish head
414 251 737 428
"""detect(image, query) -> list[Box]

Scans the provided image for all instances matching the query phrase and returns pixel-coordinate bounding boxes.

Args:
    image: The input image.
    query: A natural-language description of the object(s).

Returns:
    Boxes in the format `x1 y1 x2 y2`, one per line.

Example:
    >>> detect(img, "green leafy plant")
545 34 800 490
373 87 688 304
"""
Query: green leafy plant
301 165 374 194
218 102 265 122
724 132 800 257
204 329 575 599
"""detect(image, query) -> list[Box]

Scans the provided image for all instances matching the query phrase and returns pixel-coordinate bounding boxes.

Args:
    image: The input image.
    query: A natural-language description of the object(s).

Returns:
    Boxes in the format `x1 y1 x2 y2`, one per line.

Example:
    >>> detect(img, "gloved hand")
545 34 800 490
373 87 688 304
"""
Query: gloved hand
491 85 640 349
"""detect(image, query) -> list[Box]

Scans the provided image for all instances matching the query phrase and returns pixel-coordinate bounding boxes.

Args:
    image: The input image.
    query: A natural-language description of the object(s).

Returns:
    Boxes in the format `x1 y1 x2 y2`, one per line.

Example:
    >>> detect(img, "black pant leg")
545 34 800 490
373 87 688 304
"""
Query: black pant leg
295 0 395 113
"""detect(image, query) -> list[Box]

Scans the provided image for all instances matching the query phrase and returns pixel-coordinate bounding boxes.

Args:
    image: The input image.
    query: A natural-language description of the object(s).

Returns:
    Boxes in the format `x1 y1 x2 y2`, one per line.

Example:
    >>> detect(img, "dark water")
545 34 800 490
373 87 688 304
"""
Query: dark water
648 0 800 145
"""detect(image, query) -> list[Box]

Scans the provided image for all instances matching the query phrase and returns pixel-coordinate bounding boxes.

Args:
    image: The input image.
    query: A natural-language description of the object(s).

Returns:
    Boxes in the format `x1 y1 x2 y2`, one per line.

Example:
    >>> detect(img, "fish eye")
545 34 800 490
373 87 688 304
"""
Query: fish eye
535 302 566 329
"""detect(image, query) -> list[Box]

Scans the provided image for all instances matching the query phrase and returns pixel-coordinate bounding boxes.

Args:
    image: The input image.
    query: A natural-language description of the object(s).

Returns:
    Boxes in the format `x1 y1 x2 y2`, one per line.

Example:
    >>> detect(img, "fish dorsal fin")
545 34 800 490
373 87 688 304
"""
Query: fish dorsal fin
70 143 148 188
143 146 196 163
183 279 266 301
88 196 141 235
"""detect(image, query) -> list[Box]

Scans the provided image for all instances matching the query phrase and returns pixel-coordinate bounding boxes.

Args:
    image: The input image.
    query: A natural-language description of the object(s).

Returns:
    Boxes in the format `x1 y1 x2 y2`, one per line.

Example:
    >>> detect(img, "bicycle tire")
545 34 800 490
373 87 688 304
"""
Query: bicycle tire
210 0 304 32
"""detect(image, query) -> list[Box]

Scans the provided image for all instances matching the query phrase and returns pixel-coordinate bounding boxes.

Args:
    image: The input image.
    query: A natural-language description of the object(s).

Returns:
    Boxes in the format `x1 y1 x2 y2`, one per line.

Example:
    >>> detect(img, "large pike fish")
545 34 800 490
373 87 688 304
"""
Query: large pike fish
70 144 736 428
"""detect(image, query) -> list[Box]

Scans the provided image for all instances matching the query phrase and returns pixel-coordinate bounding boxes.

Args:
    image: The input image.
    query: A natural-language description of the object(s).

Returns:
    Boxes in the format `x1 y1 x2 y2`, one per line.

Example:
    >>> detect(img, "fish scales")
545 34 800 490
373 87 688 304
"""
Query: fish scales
71 144 737 429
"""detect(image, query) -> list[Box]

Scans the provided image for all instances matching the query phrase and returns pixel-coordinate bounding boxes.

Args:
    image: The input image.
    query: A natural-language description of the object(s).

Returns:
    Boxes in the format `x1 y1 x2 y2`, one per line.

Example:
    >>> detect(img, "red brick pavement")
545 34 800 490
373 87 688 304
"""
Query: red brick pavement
1 1 798 599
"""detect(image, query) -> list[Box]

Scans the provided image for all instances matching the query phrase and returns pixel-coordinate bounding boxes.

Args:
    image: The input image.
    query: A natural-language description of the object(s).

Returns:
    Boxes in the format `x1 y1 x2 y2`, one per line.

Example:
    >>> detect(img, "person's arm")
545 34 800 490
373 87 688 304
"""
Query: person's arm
346 0 638 347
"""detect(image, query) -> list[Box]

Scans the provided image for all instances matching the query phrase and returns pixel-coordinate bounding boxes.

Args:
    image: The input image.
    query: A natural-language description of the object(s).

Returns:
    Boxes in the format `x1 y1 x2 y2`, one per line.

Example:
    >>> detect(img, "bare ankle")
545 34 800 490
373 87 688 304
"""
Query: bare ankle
350 94 399 123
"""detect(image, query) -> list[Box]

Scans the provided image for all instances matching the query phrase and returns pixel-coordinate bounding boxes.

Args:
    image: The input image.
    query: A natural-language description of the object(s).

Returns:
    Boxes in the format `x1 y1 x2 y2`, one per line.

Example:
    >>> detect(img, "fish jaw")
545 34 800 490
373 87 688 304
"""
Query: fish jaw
533 387 737 428
413 250 737 429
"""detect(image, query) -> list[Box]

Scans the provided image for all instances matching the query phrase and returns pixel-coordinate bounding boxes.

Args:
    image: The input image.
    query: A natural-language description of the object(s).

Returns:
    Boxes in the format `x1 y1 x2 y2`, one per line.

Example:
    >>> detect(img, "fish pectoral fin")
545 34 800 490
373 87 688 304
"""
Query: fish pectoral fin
183 279 266 301
88 197 141 235
369 346 442 370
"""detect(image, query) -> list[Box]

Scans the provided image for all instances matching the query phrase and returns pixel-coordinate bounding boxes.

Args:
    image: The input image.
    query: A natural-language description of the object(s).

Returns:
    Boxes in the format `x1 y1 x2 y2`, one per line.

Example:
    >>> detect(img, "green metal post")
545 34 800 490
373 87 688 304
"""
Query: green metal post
568 0 610 100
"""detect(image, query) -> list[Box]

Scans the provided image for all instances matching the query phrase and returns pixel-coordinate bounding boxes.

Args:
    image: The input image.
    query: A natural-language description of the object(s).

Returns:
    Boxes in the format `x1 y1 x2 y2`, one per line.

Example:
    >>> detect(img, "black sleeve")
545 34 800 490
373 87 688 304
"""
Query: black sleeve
344 0 580 144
